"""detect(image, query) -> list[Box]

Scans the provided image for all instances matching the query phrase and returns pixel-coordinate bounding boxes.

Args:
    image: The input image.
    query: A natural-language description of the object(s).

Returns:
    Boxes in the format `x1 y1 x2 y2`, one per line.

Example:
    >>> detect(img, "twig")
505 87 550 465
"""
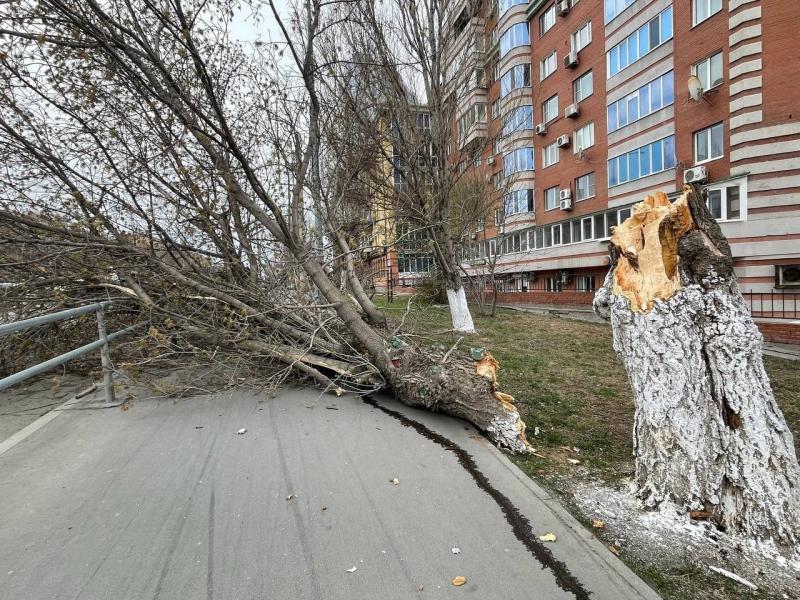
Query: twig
441 336 463 364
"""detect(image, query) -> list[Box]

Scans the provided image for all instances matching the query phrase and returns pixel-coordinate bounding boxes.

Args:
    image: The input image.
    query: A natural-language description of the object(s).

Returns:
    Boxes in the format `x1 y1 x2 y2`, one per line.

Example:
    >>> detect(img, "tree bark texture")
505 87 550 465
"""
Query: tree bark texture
594 186 800 545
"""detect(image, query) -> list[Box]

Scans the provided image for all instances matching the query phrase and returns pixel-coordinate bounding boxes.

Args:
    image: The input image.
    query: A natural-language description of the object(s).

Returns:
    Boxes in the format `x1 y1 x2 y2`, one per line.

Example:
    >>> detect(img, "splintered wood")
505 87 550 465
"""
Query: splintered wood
610 191 694 312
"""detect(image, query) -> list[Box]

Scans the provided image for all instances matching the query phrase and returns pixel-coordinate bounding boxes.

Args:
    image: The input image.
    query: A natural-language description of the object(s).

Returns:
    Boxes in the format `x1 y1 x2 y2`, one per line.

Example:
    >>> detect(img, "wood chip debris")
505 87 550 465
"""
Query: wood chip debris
591 519 605 529
690 510 713 520
451 576 467 586
708 566 758 591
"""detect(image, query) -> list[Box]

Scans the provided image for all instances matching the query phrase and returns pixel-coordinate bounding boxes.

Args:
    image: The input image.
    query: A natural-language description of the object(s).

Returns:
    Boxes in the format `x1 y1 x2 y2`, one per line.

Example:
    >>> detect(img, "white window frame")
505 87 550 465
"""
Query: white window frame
574 122 595 154
571 21 592 53
573 70 593 103
692 51 723 91
543 142 560 168
694 122 724 165
693 0 722 26
575 172 596 201
542 94 559 123
544 186 559 211
540 5 556 36
540 50 557 81
705 178 747 222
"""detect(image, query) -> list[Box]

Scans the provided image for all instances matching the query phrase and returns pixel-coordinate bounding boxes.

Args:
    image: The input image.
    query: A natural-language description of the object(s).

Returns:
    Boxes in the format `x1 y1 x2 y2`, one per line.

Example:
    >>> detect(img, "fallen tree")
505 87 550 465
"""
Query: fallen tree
594 186 800 546
0 0 530 453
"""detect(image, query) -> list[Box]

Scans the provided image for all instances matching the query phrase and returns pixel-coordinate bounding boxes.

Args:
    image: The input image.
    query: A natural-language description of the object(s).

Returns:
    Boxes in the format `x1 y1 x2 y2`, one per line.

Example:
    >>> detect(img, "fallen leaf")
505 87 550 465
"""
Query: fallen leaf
451 546 461 554
591 519 605 529
390 478 400 485
451 576 467 586
539 533 557 542
237 428 247 435
286 494 296 501
346 566 357 573
608 544 621 556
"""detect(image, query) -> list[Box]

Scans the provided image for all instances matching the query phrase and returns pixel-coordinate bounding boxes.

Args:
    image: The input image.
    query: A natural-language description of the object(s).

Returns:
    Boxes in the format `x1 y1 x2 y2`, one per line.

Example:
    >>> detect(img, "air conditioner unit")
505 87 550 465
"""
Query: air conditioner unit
564 103 579 119
556 0 571 16
556 134 570 148
777 265 800 288
487 155 495 165
534 123 547 135
564 50 579 68
684 165 708 184
559 192 573 211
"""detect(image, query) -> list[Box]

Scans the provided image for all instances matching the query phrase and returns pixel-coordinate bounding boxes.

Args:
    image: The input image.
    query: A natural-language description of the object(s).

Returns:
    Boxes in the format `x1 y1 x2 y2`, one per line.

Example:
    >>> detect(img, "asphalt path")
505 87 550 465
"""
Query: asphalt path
0 386 660 599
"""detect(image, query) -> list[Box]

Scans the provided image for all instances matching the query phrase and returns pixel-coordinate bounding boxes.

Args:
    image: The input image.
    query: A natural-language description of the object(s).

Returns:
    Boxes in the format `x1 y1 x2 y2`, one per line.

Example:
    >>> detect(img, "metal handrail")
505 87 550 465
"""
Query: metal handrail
0 301 144 402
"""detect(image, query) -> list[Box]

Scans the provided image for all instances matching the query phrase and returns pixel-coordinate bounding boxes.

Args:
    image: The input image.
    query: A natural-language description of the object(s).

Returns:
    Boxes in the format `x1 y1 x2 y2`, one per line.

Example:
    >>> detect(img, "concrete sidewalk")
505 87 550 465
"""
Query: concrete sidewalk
0 386 660 600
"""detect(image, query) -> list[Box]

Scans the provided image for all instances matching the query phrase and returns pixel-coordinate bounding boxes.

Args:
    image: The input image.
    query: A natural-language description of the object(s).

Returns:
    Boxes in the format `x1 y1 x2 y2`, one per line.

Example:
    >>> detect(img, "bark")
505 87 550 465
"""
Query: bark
386 348 531 454
594 186 800 545
447 286 476 333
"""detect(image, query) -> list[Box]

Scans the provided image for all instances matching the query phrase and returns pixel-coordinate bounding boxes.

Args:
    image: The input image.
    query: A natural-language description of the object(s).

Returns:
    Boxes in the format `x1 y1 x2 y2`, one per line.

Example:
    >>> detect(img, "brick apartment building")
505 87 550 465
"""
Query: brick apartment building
441 0 800 340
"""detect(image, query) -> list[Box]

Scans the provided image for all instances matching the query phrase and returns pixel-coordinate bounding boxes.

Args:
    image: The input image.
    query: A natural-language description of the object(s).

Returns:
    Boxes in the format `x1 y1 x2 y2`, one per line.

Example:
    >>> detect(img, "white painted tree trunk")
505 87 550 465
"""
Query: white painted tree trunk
447 286 476 333
594 187 800 546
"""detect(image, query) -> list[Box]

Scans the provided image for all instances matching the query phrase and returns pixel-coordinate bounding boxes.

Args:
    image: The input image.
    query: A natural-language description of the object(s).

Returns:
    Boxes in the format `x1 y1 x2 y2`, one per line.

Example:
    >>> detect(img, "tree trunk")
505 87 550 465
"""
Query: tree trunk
594 186 800 545
446 285 476 333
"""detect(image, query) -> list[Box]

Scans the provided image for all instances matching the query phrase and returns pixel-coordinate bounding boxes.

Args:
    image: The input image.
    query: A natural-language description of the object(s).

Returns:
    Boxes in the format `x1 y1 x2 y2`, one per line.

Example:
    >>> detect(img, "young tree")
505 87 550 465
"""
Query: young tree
0 0 531 452
594 186 800 546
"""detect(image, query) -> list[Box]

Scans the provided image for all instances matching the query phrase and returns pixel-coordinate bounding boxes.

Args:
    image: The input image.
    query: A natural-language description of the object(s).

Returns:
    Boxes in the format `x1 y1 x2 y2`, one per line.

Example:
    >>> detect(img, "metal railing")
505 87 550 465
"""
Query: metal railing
742 290 800 320
0 301 144 403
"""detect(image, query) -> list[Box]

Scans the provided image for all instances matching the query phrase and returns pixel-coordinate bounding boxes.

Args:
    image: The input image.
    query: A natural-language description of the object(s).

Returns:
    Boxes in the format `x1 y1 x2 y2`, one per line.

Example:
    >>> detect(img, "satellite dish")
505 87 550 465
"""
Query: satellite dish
688 75 703 101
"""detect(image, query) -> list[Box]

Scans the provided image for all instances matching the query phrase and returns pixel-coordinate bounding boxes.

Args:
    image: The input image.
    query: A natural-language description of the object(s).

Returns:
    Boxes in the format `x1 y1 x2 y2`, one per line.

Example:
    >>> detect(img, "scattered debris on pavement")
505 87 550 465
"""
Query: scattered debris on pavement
451 576 467 586
237 428 247 435
451 546 461 554
390 477 400 485
286 494 296 501
591 519 605 529
345 566 357 573
539 533 557 542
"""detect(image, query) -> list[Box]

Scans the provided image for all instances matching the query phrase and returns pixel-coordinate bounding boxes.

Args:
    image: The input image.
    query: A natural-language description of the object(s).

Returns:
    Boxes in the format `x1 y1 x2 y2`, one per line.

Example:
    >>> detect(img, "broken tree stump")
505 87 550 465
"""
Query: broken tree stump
594 186 800 546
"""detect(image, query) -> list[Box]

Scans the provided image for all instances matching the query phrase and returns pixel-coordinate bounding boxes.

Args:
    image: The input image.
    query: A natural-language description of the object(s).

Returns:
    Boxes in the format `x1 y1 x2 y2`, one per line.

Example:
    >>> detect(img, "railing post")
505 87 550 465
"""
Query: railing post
95 308 116 405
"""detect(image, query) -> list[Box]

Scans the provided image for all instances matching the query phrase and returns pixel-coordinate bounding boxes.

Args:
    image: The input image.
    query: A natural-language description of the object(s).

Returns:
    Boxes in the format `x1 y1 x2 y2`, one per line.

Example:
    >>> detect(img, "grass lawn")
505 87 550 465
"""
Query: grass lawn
376 297 800 599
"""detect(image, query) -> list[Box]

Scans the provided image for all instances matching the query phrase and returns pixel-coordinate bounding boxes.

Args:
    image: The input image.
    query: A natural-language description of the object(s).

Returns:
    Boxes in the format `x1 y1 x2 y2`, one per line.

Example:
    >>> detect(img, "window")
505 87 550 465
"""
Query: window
456 103 486 139
706 180 745 221
543 142 560 168
540 51 557 81
502 105 533 137
607 71 675 132
573 70 593 103
503 147 535 176
500 23 530 57
693 0 722 26
575 172 596 200
504 189 534 215
572 22 592 52
604 0 635 23
608 135 676 186
491 99 500 119
500 0 528 16
500 63 531 97
607 7 673 78
494 207 505 226
694 122 724 164
539 5 556 36
574 122 594 153
544 186 559 210
693 51 723 91
576 275 596 292
542 94 559 123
